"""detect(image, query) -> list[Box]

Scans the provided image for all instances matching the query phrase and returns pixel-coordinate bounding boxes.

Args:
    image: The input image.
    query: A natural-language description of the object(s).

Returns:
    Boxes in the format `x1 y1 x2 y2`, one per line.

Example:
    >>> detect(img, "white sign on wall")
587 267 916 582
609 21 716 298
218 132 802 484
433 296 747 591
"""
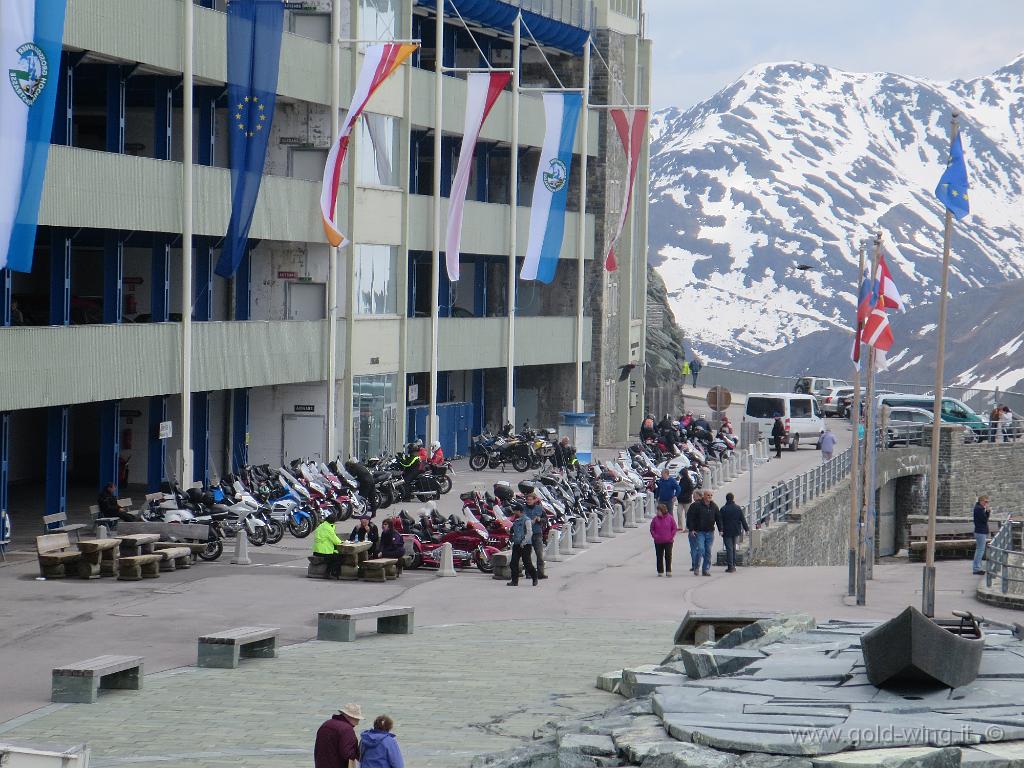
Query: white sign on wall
158 421 173 440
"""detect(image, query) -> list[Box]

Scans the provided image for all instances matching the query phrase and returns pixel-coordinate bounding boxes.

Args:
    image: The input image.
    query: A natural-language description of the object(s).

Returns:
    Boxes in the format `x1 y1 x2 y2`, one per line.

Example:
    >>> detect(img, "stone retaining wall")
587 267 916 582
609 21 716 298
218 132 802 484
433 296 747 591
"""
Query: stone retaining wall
749 480 851 567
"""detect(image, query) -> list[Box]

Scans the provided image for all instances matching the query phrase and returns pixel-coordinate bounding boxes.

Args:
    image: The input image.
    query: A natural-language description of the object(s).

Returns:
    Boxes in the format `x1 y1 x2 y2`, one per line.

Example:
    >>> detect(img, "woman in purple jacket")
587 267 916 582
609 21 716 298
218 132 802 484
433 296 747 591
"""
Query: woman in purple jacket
650 503 679 577
359 715 405 768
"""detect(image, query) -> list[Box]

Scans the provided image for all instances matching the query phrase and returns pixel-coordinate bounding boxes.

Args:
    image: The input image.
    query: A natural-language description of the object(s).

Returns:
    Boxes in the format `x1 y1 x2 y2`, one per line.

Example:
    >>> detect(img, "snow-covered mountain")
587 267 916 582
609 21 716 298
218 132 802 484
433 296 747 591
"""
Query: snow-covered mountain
648 55 1024 386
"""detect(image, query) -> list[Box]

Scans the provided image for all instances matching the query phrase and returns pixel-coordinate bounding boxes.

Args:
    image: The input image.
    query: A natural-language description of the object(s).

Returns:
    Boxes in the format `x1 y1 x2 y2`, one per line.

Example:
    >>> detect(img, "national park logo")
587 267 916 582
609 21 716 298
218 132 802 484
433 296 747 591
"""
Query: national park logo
8 43 49 106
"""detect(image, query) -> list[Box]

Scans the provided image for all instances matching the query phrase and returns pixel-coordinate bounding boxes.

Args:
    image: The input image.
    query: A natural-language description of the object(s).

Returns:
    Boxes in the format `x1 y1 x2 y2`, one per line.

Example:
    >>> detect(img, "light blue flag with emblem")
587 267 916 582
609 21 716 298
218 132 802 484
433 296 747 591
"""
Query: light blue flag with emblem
935 131 970 220
521 92 583 284
0 0 68 272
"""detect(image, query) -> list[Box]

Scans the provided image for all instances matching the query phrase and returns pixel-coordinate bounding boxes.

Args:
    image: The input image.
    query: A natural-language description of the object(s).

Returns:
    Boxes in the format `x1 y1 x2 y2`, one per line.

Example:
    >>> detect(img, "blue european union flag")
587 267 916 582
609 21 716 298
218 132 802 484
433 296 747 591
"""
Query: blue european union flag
216 0 285 278
934 131 970 220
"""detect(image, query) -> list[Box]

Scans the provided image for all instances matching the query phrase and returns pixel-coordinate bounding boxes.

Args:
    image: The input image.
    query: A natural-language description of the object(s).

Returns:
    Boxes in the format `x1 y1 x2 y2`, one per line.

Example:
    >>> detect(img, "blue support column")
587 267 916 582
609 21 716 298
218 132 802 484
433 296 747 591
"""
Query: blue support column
471 371 484 435
153 77 173 160
99 401 121 493
105 64 125 153
45 406 69 519
1 269 11 326
103 232 123 324
197 86 217 166
191 392 210 485
151 235 169 322
194 237 213 320
231 388 249 473
234 244 251 320
52 54 72 146
147 396 167 491
473 257 486 316
49 230 70 326
0 412 9 550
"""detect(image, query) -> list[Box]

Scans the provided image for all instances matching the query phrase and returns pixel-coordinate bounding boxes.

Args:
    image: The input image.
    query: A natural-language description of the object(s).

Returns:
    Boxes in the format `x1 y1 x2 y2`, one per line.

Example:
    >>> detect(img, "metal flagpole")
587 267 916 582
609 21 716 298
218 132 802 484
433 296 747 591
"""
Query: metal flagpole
343 2 360 459
848 242 865 596
428 0 444 446
505 13 520 429
180 0 194 486
857 232 882 604
923 113 959 618
574 38 590 412
325 0 341 458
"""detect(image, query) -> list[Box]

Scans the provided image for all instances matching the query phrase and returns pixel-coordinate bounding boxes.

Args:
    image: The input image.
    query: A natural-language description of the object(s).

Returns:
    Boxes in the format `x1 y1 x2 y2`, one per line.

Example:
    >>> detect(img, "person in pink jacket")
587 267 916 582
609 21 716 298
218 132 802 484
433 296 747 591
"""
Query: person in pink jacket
650 503 679 577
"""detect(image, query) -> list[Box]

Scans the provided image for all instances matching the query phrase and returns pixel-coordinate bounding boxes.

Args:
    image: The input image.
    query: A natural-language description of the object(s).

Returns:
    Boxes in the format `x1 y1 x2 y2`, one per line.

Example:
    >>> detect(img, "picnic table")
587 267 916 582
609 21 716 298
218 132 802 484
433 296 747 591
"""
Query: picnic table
336 541 373 580
118 533 160 558
77 538 122 579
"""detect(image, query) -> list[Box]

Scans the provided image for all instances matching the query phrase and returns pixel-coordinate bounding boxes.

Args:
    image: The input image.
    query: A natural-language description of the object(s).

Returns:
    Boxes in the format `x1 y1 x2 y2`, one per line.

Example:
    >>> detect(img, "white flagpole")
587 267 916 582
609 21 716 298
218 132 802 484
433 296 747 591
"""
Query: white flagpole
505 13 520 429
180 0 194 485
574 38 590 412
848 242 865 597
325 0 341 458
429 0 444 446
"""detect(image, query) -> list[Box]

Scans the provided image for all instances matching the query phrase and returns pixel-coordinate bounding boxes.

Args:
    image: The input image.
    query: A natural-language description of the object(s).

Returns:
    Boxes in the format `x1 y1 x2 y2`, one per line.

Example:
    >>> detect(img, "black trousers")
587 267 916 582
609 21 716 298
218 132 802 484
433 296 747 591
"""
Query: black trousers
532 533 545 577
509 542 537 584
723 536 737 569
654 542 673 574
773 436 783 457
314 552 342 578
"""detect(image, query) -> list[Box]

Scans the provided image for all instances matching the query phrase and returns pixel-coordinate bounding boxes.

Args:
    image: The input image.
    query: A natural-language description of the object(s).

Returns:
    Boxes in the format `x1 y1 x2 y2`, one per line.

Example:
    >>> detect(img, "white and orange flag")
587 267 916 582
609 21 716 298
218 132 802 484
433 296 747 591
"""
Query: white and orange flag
445 71 510 281
604 108 648 272
320 42 418 247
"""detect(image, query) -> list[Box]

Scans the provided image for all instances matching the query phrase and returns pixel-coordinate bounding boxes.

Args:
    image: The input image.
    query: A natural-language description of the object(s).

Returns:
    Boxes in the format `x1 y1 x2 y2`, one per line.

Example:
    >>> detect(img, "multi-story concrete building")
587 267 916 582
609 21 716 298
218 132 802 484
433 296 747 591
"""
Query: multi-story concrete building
0 0 651 522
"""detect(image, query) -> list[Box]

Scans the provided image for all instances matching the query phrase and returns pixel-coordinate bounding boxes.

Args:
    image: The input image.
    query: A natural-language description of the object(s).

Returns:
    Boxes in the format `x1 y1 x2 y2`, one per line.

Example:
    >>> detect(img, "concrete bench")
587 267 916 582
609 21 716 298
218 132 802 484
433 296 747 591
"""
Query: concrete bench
197 626 280 669
317 605 414 642
157 546 193 572
42 511 86 541
673 610 780 645
76 538 122 579
36 533 81 578
52 654 143 703
117 554 163 581
360 558 400 582
907 523 980 561
154 541 207 556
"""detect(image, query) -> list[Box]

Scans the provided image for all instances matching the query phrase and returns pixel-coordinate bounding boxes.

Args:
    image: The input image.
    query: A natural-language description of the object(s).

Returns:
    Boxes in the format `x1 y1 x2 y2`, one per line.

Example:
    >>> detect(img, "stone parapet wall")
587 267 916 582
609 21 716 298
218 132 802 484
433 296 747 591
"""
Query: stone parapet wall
749 480 851 567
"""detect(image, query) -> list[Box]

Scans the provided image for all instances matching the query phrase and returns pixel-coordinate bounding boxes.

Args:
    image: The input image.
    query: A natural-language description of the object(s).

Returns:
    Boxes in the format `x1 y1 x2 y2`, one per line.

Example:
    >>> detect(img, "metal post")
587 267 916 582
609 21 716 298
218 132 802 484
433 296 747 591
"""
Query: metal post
574 38 590 412
325 0 341 458
180 0 194 486
505 14 521 429
923 114 960 618
342 1 361 458
857 234 882 605
746 451 754 557
428 1 444 446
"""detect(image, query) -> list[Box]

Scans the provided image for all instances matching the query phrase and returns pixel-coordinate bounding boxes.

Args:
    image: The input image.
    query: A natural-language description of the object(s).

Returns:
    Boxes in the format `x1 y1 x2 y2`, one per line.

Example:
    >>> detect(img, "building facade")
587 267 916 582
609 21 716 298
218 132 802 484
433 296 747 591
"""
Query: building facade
0 0 651 519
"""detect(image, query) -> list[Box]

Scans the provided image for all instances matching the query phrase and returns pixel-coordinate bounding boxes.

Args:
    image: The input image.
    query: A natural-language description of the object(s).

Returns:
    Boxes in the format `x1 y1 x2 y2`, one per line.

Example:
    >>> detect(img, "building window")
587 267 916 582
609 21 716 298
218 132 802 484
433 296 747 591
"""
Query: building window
357 113 400 187
360 0 398 40
355 244 398 315
352 373 397 460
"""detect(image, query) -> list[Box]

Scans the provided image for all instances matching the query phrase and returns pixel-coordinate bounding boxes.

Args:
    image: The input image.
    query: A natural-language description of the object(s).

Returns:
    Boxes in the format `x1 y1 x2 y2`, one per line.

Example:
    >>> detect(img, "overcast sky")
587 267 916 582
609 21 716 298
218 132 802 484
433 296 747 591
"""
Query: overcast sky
643 1 1024 110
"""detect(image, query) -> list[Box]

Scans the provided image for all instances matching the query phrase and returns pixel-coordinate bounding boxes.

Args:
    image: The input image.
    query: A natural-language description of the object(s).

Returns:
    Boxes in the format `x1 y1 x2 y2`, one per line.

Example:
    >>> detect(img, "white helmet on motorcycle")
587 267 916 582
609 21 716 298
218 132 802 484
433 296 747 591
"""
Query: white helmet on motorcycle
430 441 440 451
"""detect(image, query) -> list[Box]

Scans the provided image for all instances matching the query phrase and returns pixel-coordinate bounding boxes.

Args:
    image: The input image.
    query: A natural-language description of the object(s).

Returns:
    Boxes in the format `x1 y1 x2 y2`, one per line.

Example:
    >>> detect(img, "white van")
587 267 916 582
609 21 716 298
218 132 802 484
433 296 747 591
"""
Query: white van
744 392 825 450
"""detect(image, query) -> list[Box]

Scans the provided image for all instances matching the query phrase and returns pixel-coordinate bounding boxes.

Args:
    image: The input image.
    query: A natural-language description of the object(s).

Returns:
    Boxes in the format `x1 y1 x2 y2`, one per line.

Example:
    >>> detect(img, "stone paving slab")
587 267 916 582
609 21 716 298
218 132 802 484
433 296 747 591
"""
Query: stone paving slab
0 619 672 768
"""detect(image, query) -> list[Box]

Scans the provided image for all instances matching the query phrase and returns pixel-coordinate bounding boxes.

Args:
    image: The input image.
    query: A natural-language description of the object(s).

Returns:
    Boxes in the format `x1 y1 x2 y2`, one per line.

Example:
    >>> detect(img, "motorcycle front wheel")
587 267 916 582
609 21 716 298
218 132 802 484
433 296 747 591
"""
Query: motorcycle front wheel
469 453 488 471
512 455 530 473
475 551 495 574
265 518 285 545
377 487 393 509
247 525 268 547
288 516 312 538
438 475 453 494
407 551 424 569
198 539 223 561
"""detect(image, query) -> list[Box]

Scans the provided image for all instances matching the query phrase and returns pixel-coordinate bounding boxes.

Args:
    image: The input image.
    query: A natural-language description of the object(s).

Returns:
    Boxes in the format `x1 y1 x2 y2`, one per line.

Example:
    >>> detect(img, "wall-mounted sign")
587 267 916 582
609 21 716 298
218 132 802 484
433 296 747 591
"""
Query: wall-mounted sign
277 271 298 279
123 277 144 286
294 404 315 413
158 421 173 439
121 409 142 418
370 356 380 365
408 384 419 402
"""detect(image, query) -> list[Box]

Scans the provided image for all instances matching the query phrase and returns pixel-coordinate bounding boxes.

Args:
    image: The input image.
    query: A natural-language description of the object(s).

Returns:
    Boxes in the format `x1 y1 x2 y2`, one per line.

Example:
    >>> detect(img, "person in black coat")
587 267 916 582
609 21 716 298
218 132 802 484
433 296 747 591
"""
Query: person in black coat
348 518 380 557
973 495 991 575
771 416 786 458
675 470 695 529
717 492 749 573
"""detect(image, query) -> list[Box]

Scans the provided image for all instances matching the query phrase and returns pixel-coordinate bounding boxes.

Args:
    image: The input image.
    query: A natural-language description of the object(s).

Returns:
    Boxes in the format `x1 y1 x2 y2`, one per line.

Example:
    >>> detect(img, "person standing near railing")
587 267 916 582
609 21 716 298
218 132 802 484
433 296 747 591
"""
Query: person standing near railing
819 427 837 462
973 495 991 576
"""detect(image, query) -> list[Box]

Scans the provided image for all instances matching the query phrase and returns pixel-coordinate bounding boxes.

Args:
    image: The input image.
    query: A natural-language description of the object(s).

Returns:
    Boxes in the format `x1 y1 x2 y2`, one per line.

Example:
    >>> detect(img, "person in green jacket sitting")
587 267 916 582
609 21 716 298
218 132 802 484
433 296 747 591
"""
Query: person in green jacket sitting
313 512 343 578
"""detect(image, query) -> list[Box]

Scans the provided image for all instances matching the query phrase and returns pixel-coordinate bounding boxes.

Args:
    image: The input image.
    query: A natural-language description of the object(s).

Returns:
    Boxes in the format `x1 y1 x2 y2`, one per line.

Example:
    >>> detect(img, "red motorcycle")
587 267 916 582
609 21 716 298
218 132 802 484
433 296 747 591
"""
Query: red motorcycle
395 510 500 572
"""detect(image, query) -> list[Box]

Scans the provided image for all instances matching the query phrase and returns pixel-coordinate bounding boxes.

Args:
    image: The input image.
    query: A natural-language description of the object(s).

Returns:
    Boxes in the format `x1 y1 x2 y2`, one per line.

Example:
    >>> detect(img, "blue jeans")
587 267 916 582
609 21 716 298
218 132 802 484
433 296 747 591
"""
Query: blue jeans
973 533 987 573
690 531 713 573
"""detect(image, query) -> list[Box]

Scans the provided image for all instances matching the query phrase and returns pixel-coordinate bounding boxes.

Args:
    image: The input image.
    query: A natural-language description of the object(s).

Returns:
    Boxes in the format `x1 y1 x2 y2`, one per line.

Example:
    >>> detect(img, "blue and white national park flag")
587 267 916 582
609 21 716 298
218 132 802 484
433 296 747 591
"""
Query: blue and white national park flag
0 0 68 272
520 92 582 284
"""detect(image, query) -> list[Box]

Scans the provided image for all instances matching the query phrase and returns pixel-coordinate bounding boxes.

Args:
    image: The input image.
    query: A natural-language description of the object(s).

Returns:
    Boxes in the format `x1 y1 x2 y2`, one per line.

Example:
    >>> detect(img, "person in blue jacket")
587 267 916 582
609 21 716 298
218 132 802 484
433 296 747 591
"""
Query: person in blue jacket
359 714 405 768
654 469 681 509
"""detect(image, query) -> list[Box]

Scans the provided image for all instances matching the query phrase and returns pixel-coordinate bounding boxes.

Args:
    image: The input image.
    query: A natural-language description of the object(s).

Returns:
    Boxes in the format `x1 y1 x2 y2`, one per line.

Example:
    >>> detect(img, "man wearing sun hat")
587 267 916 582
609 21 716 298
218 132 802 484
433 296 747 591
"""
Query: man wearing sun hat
315 703 362 768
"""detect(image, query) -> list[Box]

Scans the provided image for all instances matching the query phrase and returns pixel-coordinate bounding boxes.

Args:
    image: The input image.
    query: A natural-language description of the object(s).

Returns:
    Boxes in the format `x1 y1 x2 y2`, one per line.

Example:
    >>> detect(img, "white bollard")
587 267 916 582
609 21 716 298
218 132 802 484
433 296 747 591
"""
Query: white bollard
437 542 457 576
702 468 712 490
612 505 625 533
232 524 252 565
574 517 588 548
546 530 562 562
646 491 656 518
587 513 601 543
560 524 574 553
599 510 614 538
624 499 637 528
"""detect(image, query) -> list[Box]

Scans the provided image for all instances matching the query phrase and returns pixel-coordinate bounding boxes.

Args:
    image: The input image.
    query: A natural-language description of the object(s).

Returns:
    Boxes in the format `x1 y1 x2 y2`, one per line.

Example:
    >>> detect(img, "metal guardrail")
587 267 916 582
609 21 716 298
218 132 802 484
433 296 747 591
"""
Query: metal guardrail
982 519 1024 595
748 445 853 527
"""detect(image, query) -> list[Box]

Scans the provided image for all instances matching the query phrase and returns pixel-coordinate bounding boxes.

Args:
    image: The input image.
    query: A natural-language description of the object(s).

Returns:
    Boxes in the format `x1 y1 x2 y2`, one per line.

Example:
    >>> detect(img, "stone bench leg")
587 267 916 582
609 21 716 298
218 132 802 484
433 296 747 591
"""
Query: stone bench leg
141 560 161 579
118 563 142 581
197 642 241 669
101 666 143 691
159 557 176 573
318 617 357 642
377 614 413 635
78 554 102 580
174 554 192 570
360 567 387 583
100 552 119 578
384 563 398 580
240 638 277 660
52 673 100 704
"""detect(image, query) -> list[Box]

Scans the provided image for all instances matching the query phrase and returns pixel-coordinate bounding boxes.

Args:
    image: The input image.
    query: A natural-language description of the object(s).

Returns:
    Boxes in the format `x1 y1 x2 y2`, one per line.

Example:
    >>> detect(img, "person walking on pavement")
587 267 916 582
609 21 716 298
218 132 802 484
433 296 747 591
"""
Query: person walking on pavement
650 502 678 576
359 715 405 768
675 469 695 530
315 703 362 768
771 416 786 458
819 427 837 461
507 508 538 586
654 468 680 510
681 359 691 385
686 490 720 576
973 495 991 575
717 492 748 573
690 357 703 387
522 487 547 579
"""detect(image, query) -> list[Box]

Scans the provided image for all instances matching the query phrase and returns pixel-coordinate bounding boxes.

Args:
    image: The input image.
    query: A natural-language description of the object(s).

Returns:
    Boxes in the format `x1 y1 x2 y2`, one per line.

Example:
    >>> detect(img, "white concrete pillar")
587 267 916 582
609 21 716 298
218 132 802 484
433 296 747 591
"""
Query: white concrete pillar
646 491 656 518
560 524 574 553
612 505 625 533
586 513 601 543
437 542 456 576
546 530 562 562
599 510 614 538
573 517 588 548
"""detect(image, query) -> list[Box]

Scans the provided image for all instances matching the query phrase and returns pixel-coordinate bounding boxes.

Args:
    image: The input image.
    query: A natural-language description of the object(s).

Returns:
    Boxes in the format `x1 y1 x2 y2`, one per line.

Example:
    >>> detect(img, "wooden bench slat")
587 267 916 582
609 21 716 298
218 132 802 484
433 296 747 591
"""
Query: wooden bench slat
53 655 143 676
199 626 280 644
319 604 413 620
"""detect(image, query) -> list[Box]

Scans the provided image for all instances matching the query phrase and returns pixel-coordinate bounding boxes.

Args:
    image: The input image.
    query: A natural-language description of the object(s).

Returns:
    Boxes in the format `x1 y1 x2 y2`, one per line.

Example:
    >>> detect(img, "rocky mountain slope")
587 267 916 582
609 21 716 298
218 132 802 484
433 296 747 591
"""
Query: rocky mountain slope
648 54 1024 390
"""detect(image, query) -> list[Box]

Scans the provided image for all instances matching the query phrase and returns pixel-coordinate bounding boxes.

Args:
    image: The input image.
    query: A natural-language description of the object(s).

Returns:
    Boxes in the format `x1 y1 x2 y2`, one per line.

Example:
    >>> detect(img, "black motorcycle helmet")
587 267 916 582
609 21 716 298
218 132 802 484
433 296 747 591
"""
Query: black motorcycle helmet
493 481 515 503
517 480 536 496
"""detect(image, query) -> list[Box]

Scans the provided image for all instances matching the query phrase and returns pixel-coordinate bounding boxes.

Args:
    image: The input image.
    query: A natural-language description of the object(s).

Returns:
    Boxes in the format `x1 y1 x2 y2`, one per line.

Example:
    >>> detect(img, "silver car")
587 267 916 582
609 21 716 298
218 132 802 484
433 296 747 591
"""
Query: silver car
820 386 855 417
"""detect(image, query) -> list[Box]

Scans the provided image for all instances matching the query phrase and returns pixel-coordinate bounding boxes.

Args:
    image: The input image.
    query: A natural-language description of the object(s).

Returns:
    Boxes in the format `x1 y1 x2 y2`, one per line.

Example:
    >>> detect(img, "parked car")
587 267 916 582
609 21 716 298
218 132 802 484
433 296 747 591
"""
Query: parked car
885 406 977 447
876 393 988 438
820 386 855 417
793 376 847 397
744 392 825 450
